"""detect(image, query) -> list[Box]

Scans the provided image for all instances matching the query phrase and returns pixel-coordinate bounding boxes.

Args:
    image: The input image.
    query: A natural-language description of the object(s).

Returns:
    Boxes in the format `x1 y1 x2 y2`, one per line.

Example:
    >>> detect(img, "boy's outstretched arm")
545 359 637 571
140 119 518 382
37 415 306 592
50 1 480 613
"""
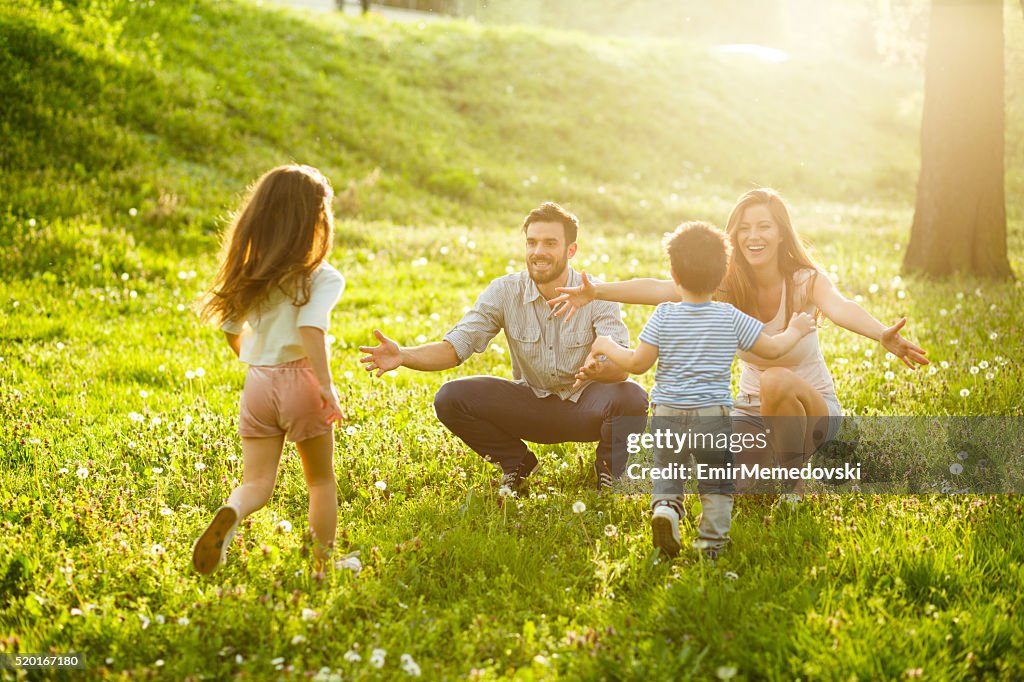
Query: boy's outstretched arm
749 313 816 359
593 336 659 375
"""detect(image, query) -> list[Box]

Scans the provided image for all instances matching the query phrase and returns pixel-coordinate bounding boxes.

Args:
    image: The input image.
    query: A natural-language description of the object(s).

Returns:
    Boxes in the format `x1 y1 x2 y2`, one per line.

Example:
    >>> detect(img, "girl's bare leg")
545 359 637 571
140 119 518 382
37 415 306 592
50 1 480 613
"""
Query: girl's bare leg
226 435 286 518
295 432 337 562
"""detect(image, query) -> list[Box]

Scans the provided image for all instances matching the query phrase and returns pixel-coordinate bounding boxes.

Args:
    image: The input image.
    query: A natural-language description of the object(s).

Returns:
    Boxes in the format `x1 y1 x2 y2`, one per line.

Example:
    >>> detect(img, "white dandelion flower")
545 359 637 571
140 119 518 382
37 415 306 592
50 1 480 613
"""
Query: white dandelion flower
949 463 964 475
400 653 421 677
369 649 386 669
572 501 586 514
375 480 387 491
76 466 89 479
960 389 970 398
277 519 293 533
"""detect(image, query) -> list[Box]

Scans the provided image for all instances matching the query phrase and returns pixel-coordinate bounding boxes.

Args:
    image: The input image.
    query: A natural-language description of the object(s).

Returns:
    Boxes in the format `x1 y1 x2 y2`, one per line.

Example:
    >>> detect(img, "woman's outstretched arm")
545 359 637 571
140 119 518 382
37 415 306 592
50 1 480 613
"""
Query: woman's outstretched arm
812 271 929 369
548 272 680 320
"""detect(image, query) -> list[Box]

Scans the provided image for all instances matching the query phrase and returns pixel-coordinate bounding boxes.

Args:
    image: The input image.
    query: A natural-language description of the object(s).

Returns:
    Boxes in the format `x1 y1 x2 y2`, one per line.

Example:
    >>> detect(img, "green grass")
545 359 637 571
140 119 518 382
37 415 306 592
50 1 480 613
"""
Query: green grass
2 0 1024 679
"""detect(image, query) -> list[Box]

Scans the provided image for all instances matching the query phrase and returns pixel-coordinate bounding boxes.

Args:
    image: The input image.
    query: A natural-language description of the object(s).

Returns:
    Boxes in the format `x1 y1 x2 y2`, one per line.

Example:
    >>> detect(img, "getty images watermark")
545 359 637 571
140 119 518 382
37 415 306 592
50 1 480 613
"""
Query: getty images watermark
624 427 861 484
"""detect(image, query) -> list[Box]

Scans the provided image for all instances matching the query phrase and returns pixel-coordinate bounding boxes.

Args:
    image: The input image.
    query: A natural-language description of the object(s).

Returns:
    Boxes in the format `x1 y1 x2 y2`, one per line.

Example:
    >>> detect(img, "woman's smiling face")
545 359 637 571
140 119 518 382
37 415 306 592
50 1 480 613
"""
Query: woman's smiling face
735 203 782 267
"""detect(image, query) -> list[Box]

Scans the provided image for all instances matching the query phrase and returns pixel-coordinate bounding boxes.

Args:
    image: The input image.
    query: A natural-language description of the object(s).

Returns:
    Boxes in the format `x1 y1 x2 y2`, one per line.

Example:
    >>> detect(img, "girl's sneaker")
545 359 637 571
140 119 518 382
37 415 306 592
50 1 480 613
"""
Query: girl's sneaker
192 505 239 574
651 501 682 557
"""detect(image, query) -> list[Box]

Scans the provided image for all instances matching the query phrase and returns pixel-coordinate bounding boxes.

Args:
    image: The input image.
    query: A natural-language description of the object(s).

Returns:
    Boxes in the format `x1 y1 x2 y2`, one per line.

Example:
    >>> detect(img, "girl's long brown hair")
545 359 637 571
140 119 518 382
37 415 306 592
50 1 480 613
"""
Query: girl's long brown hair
199 165 334 326
717 188 820 326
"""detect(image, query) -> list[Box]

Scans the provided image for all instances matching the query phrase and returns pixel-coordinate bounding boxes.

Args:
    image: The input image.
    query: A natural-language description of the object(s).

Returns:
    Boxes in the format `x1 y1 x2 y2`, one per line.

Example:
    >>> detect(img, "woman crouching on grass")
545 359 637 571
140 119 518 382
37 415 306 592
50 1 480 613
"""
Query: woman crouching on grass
550 188 928 501
192 164 345 574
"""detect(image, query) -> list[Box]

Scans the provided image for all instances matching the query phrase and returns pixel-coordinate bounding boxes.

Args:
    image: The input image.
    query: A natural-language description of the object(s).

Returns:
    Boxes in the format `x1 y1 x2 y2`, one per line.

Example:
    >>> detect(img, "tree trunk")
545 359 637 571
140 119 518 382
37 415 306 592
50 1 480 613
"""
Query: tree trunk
904 0 1012 279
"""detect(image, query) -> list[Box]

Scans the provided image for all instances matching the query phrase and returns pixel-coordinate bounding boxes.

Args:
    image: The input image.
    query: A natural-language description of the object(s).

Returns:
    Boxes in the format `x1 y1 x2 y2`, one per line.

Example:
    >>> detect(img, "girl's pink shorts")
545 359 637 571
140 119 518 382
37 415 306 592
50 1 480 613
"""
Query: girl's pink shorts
238 358 332 443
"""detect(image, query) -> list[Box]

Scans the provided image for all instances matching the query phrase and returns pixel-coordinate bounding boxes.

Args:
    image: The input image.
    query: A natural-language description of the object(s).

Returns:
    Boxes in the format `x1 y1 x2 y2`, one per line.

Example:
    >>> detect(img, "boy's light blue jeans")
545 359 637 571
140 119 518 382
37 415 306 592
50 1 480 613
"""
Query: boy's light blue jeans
651 404 734 552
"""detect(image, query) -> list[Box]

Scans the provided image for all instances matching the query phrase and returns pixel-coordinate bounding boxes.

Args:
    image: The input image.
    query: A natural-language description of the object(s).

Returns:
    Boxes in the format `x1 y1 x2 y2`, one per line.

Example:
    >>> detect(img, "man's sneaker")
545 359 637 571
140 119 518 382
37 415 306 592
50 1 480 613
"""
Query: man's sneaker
596 460 616 492
192 505 239 575
650 501 682 557
498 451 539 497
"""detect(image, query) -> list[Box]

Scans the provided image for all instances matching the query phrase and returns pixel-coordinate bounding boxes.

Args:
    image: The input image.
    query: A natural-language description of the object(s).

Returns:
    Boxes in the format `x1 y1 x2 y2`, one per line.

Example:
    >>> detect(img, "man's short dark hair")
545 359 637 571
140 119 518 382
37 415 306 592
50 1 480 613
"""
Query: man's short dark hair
522 202 579 244
664 221 730 296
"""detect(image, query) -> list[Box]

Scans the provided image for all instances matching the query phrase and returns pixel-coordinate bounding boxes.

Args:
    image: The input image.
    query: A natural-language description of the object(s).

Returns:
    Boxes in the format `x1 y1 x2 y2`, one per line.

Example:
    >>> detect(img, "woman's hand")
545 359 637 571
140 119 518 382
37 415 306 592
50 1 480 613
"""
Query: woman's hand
880 317 929 369
319 384 344 424
547 271 596 320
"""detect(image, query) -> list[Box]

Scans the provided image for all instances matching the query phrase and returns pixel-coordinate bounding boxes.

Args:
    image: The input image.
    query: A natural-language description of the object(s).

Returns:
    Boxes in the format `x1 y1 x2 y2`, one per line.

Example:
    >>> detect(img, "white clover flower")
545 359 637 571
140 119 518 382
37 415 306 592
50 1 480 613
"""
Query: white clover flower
375 480 387 491
277 519 293 533
76 467 89 479
369 649 386 668
950 463 964 475
336 553 362 574
400 653 421 677
572 501 586 514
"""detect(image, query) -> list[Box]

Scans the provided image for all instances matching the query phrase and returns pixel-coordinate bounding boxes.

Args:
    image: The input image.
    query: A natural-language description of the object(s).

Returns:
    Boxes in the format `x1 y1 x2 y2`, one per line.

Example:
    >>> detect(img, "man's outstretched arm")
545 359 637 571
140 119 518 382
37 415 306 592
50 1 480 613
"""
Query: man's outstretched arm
359 329 460 376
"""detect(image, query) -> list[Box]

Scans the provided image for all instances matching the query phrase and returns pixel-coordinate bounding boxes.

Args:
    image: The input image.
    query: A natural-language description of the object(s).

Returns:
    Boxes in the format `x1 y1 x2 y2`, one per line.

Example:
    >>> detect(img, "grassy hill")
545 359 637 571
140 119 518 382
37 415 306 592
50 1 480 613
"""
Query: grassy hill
2 0 935 241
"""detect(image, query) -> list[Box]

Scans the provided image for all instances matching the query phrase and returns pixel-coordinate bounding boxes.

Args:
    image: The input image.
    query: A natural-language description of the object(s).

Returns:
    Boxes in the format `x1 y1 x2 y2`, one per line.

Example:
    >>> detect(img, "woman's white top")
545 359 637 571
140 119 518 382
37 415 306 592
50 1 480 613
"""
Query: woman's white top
735 268 837 405
221 262 345 366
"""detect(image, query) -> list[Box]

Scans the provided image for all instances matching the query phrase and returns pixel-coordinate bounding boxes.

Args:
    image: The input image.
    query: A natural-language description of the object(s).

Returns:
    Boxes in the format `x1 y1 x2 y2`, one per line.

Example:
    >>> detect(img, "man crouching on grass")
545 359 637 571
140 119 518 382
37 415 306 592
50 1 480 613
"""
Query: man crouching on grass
359 202 648 494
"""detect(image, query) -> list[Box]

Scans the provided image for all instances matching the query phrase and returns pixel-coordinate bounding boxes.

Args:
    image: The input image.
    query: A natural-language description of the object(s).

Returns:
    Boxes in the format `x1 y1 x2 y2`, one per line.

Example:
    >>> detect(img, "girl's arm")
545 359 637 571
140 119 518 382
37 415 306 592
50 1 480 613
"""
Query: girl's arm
299 326 344 423
549 272 680 320
225 332 241 358
592 336 659 375
812 272 929 369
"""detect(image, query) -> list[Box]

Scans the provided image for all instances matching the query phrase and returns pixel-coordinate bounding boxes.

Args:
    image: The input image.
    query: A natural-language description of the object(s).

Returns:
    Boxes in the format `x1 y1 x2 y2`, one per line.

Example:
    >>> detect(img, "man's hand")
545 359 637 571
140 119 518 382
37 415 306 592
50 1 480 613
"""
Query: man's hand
358 329 403 377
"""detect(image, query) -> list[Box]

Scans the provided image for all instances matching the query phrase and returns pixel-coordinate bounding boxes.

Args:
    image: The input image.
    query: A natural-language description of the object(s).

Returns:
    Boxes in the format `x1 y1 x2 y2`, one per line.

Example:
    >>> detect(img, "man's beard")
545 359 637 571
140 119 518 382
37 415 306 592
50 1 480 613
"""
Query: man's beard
527 256 568 284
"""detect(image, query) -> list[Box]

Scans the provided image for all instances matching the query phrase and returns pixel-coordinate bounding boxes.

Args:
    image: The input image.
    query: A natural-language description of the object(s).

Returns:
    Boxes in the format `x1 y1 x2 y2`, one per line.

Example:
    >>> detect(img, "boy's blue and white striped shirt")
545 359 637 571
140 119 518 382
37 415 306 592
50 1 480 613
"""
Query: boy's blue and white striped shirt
638 301 764 409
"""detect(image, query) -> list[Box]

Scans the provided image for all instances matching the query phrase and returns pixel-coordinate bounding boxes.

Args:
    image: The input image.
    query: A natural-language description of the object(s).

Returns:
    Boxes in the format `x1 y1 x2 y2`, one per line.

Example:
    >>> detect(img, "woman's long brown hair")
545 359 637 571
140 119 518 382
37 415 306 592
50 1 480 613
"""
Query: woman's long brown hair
199 165 334 326
717 188 820 327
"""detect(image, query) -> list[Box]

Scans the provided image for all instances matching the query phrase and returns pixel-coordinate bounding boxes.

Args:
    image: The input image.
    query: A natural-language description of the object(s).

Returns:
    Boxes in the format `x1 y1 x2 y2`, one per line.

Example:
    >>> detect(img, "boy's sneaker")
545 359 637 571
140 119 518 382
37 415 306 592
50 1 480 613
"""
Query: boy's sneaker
498 451 539 497
192 505 239 575
650 501 682 557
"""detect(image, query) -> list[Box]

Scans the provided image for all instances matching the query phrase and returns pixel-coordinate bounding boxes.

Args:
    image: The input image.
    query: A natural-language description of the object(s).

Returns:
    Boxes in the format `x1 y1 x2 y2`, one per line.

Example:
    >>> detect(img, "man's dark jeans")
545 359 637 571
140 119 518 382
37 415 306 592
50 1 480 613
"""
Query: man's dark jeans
433 376 649 477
